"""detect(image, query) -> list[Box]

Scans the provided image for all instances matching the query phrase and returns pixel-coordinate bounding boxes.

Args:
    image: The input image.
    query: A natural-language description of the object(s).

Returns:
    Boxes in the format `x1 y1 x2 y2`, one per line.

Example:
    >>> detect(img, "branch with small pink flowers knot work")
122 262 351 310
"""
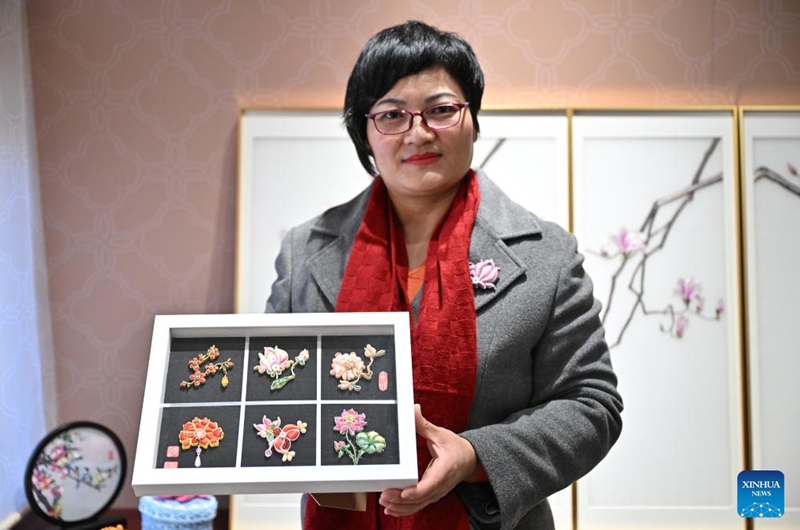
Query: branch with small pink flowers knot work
179 345 234 389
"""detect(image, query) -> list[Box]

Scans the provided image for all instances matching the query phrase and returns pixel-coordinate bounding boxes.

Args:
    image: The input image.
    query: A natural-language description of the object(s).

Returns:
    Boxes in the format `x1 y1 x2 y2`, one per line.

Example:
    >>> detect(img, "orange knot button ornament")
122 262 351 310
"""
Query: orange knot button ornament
333 409 386 465
179 345 234 390
178 417 224 468
254 346 310 390
253 416 307 462
330 344 385 392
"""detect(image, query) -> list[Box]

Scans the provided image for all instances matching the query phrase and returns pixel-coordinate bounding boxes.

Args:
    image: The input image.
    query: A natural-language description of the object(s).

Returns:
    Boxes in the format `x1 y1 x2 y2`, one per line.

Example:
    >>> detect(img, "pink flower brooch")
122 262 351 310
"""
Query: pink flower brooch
470 259 500 290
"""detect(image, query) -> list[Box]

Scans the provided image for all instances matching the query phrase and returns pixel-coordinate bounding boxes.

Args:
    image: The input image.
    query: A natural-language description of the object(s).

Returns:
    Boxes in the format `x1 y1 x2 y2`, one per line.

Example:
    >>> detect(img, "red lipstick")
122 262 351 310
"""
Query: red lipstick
404 153 441 165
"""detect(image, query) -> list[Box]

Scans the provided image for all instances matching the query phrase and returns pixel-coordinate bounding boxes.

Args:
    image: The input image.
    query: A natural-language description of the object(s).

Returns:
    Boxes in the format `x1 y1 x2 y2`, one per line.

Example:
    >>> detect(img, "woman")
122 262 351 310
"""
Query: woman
266 20 623 530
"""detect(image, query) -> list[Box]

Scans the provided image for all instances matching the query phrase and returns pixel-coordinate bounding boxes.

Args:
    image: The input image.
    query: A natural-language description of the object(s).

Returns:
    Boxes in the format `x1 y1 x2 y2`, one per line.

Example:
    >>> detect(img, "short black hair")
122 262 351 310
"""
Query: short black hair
343 20 484 176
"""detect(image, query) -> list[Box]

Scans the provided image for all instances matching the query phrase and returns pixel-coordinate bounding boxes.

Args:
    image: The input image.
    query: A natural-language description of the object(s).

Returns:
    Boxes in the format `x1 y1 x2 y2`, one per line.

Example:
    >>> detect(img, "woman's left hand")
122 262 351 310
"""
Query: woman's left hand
379 404 479 516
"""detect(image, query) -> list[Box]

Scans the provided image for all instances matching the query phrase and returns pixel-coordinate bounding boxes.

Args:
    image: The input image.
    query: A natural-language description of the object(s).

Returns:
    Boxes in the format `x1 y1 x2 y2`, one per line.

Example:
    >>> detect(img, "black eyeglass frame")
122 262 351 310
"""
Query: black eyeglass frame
365 102 470 135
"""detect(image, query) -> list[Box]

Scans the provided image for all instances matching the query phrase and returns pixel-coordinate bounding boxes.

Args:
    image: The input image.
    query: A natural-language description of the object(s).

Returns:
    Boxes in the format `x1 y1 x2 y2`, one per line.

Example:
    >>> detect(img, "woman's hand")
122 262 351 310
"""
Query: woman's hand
379 404 479 516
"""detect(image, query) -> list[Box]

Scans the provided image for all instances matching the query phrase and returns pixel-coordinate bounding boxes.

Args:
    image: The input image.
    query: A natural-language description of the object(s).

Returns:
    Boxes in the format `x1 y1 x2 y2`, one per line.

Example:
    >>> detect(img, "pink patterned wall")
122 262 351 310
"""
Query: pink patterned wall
26 0 800 507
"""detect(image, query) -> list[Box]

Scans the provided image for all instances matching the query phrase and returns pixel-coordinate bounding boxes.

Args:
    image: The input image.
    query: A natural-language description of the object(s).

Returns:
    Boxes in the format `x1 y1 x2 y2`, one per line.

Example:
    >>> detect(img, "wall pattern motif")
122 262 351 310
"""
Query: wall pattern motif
25 0 800 507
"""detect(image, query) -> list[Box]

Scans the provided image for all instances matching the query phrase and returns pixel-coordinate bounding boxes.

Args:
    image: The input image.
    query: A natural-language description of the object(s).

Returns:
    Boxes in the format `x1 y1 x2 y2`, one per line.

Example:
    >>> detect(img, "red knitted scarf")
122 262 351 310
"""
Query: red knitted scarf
303 171 480 529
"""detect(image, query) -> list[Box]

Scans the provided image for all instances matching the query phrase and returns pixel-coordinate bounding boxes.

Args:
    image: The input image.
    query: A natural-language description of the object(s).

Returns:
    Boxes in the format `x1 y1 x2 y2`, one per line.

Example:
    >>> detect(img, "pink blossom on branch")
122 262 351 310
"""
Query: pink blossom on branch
676 315 689 338
609 227 646 256
715 299 725 319
675 277 702 306
598 227 647 258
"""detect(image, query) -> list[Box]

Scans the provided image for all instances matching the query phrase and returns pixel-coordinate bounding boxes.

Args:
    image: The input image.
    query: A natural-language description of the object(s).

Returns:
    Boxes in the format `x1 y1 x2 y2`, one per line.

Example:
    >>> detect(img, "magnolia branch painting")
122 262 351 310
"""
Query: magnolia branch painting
591 138 726 348
755 162 800 195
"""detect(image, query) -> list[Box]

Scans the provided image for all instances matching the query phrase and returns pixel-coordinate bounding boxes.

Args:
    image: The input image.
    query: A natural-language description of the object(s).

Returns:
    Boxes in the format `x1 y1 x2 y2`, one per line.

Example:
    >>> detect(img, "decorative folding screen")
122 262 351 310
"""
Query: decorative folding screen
741 108 800 528
571 111 745 529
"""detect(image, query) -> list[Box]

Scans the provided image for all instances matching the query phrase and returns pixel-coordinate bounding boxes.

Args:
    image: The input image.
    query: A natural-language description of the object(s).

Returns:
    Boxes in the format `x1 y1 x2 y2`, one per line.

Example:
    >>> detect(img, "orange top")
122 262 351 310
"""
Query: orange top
407 263 425 301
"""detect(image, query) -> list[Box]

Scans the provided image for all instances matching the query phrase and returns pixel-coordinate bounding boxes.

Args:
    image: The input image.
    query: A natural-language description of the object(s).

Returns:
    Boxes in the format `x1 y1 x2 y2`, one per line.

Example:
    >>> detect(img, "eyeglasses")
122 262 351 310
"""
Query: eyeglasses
365 102 470 135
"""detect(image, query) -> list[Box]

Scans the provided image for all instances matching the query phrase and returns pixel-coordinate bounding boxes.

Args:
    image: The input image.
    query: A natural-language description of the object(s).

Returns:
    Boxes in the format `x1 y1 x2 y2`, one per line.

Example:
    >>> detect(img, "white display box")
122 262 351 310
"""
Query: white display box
132 312 416 496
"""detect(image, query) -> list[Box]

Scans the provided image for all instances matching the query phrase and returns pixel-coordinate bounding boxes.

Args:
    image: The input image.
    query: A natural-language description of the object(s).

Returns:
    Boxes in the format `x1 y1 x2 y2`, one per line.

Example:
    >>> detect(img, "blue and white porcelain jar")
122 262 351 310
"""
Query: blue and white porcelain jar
139 495 217 530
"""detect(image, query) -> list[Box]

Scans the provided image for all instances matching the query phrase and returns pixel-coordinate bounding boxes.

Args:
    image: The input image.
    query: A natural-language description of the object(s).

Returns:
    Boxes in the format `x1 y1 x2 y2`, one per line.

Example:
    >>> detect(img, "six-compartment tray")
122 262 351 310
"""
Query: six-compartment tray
132 312 416 496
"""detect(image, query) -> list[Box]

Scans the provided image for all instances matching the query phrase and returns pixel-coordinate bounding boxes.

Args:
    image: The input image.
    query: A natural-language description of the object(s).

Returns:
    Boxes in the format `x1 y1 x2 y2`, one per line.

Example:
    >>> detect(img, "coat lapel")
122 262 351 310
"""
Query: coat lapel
469 171 542 312
469 218 527 312
306 183 373 309
306 234 351 308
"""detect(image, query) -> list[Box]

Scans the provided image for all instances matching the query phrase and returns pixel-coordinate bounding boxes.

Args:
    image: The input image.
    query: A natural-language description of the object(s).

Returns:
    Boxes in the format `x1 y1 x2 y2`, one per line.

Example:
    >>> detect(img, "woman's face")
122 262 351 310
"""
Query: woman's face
366 67 476 202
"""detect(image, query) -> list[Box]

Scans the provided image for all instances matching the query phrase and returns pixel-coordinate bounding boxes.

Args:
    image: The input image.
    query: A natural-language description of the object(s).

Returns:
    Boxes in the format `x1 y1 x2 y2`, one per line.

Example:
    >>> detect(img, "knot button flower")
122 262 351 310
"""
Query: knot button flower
330 344 385 392
334 409 367 436
254 346 310 390
356 431 386 454
178 417 224 468
330 352 365 381
257 346 291 377
470 259 500 290
178 417 224 451
363 344 385 359
180 345 234 390
253 416 307 461
333 409 386 465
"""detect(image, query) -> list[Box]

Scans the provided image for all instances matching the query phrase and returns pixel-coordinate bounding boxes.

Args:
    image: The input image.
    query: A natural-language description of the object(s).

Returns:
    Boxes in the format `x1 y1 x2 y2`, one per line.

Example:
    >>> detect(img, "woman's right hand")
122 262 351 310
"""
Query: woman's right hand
378 404 479 516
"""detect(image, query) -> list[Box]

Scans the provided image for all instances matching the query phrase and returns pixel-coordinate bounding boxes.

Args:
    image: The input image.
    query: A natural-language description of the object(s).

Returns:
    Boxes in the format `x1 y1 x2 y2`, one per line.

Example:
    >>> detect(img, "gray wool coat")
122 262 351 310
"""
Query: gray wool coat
266 170 623 530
